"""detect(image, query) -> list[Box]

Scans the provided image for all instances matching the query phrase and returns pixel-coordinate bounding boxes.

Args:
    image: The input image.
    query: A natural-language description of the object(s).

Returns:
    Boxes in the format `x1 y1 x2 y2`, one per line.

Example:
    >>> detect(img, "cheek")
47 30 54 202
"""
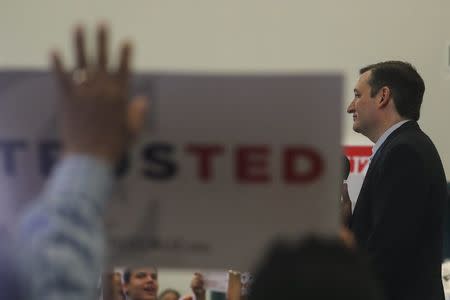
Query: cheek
130 280 143 289
355 102 366 114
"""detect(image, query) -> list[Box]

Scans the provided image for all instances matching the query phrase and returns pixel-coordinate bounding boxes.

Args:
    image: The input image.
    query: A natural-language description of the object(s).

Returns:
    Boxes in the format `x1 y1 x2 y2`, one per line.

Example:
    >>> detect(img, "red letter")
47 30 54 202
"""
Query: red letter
185 144 224 182
283 147 323 183
357 158 369 173
349 157 355 173
235 146 271 183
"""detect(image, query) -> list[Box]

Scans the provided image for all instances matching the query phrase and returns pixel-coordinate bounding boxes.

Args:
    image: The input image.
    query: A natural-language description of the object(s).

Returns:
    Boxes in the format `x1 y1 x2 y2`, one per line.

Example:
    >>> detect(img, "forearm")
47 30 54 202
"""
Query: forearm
18 155 114 300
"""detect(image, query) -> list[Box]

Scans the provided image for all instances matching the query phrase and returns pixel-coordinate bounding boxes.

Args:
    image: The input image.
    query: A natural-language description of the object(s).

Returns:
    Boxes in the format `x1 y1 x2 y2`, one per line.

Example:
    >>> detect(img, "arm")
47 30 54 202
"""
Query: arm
0 234 25 300
19 155 114 300
18 24 147 300
227 271 243 300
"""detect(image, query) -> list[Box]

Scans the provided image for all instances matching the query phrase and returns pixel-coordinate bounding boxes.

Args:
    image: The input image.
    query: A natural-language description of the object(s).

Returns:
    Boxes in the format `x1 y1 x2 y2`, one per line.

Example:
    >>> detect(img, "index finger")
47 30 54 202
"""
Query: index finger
74 26 88 70
97 23 109 71
117 41 132 80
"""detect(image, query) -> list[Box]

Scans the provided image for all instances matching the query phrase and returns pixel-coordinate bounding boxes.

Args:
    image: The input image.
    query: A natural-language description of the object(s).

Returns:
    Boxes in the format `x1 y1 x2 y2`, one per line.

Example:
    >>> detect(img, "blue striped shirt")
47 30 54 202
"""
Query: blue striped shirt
18 155 114 300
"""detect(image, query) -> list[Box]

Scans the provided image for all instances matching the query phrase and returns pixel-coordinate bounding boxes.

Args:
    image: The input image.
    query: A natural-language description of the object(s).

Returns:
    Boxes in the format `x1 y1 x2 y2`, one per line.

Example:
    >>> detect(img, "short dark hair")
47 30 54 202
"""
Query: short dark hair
360 61 425 121
123 267 158 284
248 236 383 300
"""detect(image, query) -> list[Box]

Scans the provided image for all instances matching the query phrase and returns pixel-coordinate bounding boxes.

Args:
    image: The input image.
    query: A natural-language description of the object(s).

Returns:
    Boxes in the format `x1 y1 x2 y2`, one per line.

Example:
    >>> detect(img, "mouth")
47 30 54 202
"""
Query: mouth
352 114 357 121
143 286 156 295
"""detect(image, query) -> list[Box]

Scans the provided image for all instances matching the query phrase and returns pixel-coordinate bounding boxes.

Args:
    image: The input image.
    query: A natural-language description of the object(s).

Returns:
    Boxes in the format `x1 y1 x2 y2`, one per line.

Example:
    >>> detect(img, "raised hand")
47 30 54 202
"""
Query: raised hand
51 24 147 163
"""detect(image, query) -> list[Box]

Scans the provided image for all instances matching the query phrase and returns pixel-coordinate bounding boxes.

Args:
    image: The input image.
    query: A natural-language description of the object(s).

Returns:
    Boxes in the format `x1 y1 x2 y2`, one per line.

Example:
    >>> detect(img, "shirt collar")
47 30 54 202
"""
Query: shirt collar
370 120 411 160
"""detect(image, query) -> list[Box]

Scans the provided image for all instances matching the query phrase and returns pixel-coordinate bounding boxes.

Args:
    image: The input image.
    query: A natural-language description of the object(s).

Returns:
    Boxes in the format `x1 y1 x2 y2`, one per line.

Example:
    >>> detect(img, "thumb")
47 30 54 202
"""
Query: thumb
127 95 149 138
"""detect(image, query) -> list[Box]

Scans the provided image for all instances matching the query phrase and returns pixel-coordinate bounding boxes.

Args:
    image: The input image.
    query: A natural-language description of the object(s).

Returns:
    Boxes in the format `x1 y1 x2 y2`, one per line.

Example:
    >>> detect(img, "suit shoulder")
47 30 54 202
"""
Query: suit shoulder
381 126 446 179
385 125 438 156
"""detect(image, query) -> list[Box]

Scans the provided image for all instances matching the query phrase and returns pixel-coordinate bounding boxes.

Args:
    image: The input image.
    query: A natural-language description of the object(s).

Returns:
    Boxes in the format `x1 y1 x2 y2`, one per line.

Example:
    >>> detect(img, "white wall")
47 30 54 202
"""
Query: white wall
2 0 449 171
158 268 196 298
2 0 449 295
0 0 450 164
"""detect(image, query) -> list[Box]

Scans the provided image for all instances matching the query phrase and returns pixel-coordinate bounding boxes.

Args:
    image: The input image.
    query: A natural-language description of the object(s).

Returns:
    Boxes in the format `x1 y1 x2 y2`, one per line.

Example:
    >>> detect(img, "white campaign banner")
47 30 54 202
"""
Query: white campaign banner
344 146 373 210
200 271 253 295
0 71 342 270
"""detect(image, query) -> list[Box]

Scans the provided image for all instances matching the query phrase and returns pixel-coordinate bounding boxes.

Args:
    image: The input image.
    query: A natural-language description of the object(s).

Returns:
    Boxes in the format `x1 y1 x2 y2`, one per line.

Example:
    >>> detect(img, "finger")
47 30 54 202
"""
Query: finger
339 227 356 249
127 96 148 138
97 23 108 71
50 50 71 92
74 25 88 69
117 41 132 80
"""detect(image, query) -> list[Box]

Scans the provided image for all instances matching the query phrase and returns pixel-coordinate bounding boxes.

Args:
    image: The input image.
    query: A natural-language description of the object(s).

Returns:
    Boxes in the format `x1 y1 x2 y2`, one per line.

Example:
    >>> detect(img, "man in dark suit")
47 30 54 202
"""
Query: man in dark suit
347 61 447 300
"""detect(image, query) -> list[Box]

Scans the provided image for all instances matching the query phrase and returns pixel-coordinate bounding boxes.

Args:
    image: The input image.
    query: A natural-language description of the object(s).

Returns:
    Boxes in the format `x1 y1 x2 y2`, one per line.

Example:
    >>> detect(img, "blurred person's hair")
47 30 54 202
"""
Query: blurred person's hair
248 236 384 300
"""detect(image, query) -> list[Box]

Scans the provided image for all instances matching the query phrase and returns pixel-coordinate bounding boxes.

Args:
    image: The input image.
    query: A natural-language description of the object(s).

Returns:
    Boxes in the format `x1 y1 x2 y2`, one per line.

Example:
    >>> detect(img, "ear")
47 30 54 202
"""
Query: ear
376 86 391 109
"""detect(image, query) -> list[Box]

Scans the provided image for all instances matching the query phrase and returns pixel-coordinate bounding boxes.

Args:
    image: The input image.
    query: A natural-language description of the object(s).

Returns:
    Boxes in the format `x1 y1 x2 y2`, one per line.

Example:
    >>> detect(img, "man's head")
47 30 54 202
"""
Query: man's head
123 267 159 300
347 61 425 141
158 289 180 300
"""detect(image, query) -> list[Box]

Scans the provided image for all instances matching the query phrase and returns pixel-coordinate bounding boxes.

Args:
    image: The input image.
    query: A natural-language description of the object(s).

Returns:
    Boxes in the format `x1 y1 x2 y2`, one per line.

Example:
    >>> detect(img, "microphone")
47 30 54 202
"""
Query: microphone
342 155 350 181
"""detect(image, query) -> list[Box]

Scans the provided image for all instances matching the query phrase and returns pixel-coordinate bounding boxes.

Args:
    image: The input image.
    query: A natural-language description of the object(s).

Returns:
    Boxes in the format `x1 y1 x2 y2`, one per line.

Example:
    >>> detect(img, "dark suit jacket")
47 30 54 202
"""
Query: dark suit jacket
350 121 447 300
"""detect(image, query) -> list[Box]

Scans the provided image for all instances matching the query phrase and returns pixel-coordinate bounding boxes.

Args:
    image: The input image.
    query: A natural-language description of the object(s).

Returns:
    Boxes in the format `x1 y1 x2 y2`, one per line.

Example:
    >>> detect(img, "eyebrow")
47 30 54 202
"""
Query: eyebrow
135 271 157 276
353 89 360 94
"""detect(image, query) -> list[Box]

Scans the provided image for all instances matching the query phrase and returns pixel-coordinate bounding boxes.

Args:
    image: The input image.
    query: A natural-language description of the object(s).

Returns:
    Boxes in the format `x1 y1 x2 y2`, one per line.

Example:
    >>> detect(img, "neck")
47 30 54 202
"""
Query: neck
367 116 409 143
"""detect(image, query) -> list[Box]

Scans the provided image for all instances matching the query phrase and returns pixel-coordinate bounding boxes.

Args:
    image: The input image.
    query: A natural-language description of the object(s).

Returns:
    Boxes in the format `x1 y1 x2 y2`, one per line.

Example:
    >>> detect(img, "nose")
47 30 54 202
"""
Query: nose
347 99 355 114
145 274 154 283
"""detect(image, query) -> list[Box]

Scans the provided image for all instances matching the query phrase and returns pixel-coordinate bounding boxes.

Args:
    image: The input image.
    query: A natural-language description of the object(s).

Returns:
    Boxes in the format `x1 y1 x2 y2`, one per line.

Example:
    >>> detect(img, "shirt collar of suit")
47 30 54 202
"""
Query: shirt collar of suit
370 119 411 161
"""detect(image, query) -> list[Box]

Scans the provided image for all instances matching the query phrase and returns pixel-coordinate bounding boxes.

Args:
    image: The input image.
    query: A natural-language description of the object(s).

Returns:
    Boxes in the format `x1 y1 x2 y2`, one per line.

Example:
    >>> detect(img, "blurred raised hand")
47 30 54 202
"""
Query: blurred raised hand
52 24 147 164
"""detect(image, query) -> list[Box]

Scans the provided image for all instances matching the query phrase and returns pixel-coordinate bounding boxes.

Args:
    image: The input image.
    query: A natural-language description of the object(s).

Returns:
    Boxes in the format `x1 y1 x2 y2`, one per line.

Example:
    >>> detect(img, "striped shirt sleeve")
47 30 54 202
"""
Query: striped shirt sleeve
19 155 114 300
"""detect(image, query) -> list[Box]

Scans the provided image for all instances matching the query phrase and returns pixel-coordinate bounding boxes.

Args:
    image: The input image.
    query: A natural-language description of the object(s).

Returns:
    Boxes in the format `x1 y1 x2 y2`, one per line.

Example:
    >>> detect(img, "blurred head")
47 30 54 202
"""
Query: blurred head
158 289 180 300
248 236 383 300
123 267 159 300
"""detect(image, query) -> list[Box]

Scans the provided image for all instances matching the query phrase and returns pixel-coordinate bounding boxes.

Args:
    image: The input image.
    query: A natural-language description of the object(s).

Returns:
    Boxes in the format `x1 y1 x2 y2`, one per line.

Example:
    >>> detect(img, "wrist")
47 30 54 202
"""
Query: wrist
63 147 121 165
